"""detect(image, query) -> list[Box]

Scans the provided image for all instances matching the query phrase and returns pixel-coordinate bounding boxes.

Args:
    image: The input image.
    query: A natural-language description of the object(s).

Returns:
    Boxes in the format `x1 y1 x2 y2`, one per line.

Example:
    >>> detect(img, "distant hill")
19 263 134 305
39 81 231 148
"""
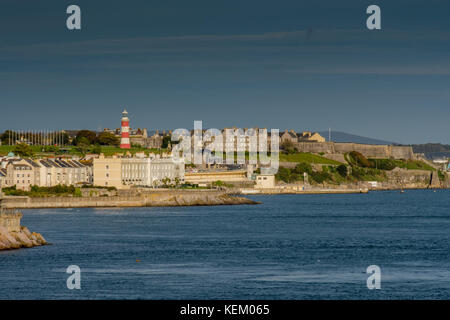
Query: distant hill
318 131 396 145
411 143 450 159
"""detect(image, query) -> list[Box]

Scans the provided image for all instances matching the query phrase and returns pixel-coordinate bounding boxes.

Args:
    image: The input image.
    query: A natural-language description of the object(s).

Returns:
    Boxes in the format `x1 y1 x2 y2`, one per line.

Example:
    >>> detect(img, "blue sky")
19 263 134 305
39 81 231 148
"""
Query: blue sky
0 0 449 144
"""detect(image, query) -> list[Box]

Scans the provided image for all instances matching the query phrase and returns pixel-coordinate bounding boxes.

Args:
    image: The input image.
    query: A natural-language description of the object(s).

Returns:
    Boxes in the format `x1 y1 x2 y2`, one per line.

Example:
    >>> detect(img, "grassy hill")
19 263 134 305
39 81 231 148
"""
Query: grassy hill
279 152 343 165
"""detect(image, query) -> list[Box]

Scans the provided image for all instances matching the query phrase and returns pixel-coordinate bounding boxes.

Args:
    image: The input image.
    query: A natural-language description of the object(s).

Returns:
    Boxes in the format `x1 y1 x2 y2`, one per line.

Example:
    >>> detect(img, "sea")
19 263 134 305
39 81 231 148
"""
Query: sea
0 189 449 299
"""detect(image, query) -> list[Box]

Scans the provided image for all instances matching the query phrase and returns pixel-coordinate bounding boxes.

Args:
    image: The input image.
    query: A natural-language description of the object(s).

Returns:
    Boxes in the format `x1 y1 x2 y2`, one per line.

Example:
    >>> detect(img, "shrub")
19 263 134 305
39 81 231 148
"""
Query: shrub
212 180 234 188
91 144 102 154
275 167 292 182
43 145 59 153
281 140 295 153
13 143 35 157
311 171 331 184
292 162 313 175
369 158 396 170
337 164 348 177
275 167 303 183
348 151 372 168
74 188 82 197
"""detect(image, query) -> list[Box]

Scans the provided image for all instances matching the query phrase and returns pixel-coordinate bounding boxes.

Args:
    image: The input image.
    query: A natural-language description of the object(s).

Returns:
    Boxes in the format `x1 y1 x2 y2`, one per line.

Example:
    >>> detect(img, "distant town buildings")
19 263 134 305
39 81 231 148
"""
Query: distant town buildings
298 131 326 143
280 130 326 145
179 128 325 155
130 130 165 149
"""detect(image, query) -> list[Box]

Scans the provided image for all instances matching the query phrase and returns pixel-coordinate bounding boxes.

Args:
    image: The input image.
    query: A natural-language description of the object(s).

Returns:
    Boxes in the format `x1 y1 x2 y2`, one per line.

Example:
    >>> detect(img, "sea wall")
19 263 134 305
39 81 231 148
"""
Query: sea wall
0 191 258 209
184 171 249 184
385 168 432 186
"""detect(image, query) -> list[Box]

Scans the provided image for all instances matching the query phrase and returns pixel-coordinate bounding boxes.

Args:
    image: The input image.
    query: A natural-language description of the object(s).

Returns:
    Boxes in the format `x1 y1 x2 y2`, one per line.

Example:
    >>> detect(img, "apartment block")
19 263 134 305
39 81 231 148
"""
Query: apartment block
93 154 185 189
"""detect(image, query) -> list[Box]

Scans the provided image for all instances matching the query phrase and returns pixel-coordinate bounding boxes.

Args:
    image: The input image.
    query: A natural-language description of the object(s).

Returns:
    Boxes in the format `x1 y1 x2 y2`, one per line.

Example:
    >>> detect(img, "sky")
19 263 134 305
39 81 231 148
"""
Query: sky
0 0 449 144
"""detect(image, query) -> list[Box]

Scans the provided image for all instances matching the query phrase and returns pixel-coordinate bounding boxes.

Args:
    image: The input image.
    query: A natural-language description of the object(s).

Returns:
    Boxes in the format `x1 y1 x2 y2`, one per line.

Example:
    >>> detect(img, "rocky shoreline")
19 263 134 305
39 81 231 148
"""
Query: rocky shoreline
0 210 48 250
0 226 48 250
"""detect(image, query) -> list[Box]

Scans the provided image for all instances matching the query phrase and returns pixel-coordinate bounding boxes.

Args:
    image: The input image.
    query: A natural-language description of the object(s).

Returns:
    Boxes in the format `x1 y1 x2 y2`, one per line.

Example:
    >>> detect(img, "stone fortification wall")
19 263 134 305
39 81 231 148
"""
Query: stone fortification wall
0 211 22 232
295 142 334 154
294 142 414 160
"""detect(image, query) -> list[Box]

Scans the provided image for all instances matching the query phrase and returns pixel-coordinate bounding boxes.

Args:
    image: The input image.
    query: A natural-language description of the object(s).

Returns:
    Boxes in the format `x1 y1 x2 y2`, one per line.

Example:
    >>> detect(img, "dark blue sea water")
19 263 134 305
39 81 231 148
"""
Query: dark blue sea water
0 190 449 299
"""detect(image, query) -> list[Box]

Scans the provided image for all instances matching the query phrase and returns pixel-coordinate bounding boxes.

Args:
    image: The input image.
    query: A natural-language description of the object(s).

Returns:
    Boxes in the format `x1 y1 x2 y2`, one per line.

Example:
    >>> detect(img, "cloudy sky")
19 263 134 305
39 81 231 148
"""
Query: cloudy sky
0 0 449 144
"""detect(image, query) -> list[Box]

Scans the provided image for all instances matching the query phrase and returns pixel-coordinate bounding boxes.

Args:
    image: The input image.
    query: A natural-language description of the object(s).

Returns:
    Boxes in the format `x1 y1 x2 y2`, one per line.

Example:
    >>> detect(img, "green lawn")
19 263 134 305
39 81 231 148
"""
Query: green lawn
393 159 436 171
368 157 436 172
98 146 167 156
0 145 45 155
0 145 168 157
279 152 343 165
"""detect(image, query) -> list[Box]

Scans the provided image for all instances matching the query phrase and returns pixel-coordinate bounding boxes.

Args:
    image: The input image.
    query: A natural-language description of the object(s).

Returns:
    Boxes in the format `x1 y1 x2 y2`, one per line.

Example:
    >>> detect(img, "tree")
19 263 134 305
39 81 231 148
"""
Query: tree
97 132 119 146
0 130 16 145
162 136 172 149
276 167 291 183
281 140 296 153
91 144 102 154
76 137 90 154
293 162 313 175
311 171 331 185
74 130 97 145
13 143 35 157
275 167 303 183
337 165 348 177
161 177 171 187
61 132 70 145
43 145 59 153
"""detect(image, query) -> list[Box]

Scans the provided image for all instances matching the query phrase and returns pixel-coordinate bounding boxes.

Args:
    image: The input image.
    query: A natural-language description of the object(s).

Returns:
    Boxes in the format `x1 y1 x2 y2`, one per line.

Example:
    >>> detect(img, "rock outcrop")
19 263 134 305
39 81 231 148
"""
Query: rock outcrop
0 209 48 250
0 225 48 250
143 193 259 206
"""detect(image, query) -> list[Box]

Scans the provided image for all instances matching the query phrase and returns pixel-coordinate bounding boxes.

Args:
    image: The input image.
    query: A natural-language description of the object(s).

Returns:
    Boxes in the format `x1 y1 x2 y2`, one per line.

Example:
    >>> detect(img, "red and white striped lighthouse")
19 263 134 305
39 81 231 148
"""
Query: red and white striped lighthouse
120 109 131 149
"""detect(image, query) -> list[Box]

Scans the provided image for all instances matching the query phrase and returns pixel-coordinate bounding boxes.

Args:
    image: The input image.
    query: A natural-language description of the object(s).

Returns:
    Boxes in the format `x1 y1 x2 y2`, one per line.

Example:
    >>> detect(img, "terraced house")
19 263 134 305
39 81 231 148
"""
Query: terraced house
0 158 92 191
